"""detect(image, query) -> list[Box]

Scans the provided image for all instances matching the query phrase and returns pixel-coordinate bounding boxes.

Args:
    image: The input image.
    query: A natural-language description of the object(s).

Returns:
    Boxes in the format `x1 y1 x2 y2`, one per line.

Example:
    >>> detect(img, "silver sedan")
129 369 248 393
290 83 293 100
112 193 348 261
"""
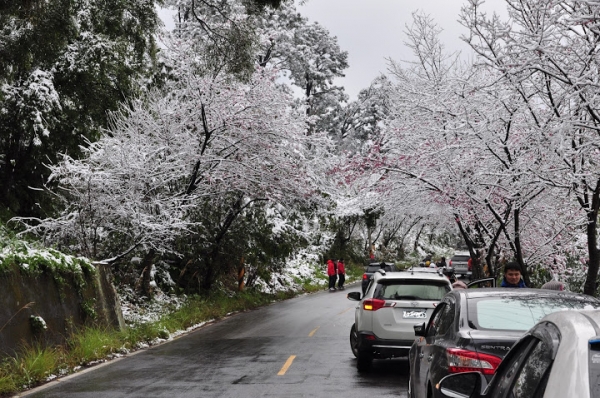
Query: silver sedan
436 308 600 398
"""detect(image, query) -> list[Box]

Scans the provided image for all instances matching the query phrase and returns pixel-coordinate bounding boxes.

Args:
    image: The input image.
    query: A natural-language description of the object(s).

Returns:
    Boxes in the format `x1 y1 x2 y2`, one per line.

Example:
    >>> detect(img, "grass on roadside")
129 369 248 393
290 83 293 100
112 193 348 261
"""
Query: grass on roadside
0 287 324 397
0 344 66 395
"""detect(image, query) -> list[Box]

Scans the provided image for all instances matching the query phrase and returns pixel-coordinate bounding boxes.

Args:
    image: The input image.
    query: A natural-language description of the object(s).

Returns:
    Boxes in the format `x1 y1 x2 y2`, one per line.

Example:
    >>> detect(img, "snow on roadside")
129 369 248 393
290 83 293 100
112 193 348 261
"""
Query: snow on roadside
250 249 326 294
118 250 326 327
118 285 187 325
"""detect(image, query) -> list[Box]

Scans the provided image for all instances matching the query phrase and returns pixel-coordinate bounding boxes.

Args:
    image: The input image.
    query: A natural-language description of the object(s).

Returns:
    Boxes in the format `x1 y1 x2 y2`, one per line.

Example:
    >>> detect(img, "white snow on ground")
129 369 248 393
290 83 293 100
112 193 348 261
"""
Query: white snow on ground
119 250 327 327
119 285 188 325
251 249 327 294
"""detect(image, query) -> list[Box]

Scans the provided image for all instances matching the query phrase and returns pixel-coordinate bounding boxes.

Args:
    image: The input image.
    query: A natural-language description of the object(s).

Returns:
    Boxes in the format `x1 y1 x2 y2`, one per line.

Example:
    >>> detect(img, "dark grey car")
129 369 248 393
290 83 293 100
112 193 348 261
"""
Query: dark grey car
449 252 470 278
438 309 600 398
361 262 397 293
408 288 600 398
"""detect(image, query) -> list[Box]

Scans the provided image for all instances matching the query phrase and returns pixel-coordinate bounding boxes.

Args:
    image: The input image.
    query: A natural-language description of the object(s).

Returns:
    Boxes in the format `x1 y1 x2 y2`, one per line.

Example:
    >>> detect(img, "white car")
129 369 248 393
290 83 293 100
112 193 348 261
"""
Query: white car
347 269 452 371
437 308 600 398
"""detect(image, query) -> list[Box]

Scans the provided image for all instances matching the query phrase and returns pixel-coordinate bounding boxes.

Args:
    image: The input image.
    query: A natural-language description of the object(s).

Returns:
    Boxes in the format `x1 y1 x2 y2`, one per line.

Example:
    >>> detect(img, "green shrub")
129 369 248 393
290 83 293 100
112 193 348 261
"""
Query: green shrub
68 327 120 365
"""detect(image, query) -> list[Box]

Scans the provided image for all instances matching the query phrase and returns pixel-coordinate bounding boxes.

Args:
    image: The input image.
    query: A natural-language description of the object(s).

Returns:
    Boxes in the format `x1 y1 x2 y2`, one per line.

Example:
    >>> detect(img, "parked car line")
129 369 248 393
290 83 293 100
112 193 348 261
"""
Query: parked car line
408 288 600 398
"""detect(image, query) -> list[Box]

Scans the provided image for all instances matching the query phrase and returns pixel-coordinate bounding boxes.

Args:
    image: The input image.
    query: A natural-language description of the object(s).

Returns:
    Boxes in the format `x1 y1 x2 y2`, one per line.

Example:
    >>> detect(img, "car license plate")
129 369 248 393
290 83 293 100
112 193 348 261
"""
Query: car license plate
403 310 427 319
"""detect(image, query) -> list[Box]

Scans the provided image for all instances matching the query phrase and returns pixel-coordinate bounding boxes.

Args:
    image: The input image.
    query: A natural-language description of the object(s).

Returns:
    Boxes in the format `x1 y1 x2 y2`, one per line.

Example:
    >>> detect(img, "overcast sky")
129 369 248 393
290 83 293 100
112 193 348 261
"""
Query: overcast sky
297 0 508 99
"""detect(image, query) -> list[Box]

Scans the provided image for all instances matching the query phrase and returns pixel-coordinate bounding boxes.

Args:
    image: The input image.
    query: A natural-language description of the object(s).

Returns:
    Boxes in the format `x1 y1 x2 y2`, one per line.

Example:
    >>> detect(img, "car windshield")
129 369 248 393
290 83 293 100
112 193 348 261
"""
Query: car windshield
468 295 600 331
374 280 450 301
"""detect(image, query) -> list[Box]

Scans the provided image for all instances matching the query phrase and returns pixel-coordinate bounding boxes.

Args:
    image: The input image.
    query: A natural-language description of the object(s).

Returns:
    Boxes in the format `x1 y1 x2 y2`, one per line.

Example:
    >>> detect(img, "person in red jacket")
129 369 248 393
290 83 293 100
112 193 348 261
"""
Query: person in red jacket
327 259 337 291
337 258 346 290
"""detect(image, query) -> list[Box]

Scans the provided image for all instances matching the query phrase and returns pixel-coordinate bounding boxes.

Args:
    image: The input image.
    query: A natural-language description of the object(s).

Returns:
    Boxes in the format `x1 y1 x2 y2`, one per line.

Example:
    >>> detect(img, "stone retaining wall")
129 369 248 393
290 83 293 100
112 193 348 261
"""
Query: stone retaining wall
0 263 124 356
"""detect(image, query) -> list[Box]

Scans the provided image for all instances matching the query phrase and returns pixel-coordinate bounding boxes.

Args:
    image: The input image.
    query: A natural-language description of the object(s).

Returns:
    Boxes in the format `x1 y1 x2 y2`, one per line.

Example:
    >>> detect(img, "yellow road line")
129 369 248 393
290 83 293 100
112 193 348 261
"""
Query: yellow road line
338 307 353 315
308 326 319 337
277 355 296 376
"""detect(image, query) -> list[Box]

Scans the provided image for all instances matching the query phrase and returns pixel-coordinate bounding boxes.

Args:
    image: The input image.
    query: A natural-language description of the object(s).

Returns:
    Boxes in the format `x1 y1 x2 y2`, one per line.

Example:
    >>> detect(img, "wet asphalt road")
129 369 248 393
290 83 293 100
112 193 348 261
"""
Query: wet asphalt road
24 283 409 398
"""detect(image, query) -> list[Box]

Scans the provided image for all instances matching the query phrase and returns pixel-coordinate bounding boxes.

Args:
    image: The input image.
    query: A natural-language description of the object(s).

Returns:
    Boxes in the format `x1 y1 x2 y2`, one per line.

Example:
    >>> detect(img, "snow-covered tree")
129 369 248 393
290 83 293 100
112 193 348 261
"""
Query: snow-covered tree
19 40 334 284
0 0 162 217
336 10 587 285
255 1 349 125
460 0 600 294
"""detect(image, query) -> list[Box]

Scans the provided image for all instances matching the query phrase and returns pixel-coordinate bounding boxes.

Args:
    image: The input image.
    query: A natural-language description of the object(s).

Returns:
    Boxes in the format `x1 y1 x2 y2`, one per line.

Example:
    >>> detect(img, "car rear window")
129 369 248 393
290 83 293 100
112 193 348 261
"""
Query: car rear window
374 279 450 301
366 264 395 273
451 255 470 262
468 296 600 331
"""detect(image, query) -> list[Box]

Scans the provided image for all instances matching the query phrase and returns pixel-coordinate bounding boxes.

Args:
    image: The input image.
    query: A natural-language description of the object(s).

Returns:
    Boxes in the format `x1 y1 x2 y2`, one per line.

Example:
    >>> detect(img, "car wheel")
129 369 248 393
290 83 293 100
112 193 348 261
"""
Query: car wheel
350 324 359 358
356 349 372 372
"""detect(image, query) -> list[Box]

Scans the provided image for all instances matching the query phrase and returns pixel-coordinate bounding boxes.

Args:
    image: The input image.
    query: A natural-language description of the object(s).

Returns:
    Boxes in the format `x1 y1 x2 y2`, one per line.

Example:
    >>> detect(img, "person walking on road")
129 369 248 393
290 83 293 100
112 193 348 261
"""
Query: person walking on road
327 259 337 291
337 258 346 290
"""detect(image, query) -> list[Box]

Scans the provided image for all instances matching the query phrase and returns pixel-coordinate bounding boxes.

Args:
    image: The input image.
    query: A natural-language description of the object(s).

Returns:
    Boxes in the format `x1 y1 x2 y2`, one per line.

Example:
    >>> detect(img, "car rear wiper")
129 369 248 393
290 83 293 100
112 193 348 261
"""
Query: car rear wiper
394 295 418 300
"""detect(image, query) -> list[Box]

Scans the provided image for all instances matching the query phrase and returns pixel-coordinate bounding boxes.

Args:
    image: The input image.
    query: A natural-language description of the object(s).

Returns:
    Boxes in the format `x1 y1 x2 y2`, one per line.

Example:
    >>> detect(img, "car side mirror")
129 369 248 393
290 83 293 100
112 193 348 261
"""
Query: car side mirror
414 322 426 337
438 372 487 398
347 291 361 301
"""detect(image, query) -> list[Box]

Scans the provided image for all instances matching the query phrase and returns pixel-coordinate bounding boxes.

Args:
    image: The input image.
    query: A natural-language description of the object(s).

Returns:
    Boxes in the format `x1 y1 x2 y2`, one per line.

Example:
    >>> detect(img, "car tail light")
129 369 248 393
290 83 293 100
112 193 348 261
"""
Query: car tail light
362 298 396 311
446 348 502 375
449 260 452 266
362 274 368 280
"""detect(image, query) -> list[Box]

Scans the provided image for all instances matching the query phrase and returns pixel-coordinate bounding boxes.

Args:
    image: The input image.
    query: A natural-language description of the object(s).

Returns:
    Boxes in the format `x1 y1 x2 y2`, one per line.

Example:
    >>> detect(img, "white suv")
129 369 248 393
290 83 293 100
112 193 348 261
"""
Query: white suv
347 269 452 371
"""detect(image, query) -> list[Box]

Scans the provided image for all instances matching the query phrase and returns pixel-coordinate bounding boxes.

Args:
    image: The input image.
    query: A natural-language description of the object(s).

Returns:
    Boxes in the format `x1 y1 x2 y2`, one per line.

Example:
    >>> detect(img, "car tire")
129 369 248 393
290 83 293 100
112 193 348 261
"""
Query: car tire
350 324 359 358
356 349 372 372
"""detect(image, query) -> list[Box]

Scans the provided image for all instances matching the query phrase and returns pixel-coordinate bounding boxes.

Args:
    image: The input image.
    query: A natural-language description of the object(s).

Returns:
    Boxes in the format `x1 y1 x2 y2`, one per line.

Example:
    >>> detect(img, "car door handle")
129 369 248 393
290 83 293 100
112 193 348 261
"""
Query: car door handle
427 355 433 362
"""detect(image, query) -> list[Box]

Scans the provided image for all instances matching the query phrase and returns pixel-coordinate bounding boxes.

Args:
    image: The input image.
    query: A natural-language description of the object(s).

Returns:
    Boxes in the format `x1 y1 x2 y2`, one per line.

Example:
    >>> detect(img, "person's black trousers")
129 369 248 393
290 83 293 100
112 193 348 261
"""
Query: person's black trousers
337 274 345 288
329 275 337 289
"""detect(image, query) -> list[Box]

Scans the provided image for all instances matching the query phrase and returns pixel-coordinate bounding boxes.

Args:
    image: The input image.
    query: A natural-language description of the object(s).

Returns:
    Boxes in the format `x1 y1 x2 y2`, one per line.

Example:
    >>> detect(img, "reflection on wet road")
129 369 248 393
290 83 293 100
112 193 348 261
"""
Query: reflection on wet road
25 284 409 398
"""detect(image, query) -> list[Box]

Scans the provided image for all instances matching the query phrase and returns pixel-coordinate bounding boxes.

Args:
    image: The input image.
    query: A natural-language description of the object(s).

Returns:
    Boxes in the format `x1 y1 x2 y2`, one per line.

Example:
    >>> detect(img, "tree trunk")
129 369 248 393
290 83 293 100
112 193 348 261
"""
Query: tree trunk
513 208 529 286
368 225 373 259
198 196 264 293
454 215 483 278
200 259 216 292
471 250 484 281
139 249 156 297
584 184 600 295
413 224 425 252
238 256 245 292
484 225 503 280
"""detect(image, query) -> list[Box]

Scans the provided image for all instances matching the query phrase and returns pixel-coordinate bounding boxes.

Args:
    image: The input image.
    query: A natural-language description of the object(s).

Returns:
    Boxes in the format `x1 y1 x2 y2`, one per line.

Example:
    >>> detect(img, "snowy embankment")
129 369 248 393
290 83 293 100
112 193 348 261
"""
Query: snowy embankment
119 247 328 328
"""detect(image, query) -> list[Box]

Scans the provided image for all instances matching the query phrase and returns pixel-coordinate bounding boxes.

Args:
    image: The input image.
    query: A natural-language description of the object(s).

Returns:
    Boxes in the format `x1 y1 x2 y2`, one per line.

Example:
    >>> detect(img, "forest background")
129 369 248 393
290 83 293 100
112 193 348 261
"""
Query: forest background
3 0 600 319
